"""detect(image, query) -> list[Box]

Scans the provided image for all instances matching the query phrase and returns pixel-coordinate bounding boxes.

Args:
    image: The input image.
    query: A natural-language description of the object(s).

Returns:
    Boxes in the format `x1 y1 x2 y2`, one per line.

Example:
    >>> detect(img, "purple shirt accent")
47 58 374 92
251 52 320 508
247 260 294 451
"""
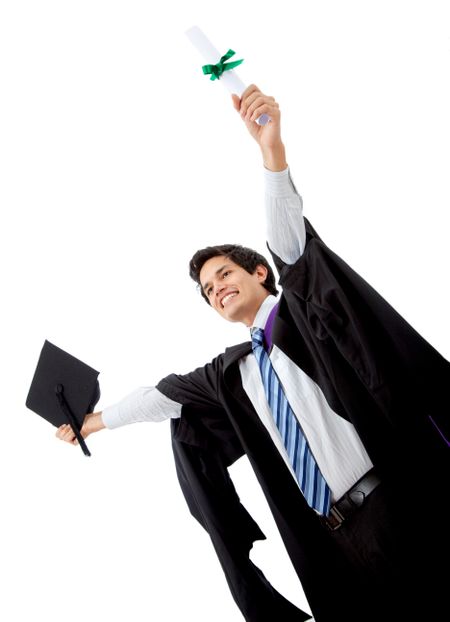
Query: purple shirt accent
428 416 450 446
263 302 279 351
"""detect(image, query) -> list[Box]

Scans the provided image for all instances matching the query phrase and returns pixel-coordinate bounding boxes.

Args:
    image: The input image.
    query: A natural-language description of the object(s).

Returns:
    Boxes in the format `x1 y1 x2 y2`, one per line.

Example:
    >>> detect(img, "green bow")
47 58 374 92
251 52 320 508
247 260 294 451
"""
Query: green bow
202 49 244 81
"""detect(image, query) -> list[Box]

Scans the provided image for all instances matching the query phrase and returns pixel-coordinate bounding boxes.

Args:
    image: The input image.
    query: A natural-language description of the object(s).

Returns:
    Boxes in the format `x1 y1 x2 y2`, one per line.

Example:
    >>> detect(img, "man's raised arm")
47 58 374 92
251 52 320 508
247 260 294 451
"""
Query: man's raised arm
232 85 306 265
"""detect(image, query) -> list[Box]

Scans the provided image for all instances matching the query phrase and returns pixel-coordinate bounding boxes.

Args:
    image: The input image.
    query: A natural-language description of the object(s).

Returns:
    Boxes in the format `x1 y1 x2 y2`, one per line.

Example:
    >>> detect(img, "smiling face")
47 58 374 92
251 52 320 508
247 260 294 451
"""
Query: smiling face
199 255 270 326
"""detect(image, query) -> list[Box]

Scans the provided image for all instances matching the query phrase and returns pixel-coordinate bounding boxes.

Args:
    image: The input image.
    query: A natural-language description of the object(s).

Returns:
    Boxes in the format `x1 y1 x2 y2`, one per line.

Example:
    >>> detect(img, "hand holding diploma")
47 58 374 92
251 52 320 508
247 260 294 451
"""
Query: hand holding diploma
185 25 270 125
233 84 287 172
185 26 286 170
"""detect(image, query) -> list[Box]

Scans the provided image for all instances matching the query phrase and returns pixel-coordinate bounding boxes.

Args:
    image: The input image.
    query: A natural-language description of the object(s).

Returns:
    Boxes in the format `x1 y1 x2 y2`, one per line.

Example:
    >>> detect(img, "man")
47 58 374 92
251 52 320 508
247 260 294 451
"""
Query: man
57 86 449 621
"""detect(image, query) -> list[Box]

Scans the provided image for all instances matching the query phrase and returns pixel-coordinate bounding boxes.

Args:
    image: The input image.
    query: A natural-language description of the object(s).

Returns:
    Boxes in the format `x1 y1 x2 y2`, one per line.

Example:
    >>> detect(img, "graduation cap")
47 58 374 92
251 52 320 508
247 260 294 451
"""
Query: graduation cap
26 340 101 456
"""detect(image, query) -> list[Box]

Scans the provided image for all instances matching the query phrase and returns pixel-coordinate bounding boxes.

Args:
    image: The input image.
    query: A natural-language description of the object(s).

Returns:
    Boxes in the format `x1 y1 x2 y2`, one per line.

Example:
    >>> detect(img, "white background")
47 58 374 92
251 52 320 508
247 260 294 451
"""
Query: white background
1 1 449 620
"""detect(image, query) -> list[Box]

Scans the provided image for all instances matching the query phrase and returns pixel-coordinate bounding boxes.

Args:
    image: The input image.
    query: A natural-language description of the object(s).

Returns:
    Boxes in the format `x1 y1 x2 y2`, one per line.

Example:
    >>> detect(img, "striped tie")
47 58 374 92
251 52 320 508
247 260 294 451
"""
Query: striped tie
251 327 331 515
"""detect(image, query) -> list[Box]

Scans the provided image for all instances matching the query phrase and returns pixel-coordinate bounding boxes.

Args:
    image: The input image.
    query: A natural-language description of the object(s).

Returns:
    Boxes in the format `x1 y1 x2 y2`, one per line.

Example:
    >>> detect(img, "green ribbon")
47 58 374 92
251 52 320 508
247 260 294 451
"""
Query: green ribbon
202 49 244 81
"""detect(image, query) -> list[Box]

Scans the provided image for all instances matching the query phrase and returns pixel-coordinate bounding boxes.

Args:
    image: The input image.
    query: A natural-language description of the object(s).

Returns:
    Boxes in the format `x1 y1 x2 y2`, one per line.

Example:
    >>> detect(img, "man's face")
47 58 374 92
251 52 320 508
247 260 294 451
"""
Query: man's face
199 256 269 326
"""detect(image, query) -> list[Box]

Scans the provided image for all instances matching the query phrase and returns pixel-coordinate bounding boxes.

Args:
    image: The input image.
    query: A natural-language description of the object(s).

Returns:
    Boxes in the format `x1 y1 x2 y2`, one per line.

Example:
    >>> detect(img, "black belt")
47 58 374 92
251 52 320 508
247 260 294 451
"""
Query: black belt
320 468 381 531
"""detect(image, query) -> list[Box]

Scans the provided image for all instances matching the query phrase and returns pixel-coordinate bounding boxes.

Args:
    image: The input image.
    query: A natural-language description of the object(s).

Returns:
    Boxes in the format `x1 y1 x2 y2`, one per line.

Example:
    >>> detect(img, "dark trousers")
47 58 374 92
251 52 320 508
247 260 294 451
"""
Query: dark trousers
324 478 447 621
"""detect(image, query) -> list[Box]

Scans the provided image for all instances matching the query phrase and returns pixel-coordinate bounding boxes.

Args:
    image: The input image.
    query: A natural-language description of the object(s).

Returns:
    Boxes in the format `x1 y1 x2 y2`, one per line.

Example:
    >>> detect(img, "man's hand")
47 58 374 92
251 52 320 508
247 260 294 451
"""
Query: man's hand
55 411 105 445
232 84 287 172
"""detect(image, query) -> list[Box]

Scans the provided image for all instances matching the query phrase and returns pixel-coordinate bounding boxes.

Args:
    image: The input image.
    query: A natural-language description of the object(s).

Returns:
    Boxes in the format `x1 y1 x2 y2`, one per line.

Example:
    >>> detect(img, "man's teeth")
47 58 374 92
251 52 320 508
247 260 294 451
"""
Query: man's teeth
222 293 238 306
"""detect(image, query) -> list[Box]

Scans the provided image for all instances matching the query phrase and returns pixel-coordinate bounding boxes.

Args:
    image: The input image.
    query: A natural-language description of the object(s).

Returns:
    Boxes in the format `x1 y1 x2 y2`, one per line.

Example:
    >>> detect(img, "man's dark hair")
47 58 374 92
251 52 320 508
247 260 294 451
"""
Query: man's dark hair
189 244 279 304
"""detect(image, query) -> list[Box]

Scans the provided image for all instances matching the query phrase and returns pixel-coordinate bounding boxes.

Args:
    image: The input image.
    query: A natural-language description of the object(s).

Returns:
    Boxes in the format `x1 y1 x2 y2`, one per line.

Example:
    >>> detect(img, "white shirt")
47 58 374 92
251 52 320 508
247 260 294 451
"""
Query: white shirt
102 167 373 502
242 295 372 502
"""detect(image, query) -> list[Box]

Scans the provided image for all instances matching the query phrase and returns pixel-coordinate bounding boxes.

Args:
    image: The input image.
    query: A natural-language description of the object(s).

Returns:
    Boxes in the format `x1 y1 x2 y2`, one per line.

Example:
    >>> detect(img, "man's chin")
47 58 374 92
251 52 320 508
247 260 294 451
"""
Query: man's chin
221 305 242 323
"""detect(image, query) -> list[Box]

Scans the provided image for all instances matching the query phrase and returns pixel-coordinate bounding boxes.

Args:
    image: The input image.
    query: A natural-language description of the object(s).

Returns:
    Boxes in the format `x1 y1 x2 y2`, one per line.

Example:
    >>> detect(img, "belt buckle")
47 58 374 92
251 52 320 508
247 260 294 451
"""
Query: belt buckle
323 505 346 531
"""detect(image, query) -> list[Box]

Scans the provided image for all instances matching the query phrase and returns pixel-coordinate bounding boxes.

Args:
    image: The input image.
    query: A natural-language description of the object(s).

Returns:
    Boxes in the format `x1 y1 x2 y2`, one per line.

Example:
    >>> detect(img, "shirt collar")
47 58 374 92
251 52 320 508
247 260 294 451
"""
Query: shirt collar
251 294 279 331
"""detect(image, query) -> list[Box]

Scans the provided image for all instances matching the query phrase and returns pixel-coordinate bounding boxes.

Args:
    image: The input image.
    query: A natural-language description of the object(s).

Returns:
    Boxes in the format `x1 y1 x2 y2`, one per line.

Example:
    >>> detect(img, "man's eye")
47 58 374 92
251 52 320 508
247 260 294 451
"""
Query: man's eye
222 271 230 278
207 287 213 295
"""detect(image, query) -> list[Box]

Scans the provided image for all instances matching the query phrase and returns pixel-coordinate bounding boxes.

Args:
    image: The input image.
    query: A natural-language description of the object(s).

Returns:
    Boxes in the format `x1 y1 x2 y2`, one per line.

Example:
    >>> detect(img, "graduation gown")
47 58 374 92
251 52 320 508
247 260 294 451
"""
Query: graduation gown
157 218 449 622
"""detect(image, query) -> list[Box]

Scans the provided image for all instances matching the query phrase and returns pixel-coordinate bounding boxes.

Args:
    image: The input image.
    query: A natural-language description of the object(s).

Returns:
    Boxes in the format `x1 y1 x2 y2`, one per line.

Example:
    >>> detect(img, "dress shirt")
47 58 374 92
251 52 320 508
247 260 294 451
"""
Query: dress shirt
102 166 372 501
241 295 372 502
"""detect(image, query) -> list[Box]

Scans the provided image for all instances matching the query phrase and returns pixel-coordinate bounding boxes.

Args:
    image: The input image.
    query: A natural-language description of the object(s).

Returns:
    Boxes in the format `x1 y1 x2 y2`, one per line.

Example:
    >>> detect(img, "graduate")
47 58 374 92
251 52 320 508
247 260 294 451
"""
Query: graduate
56 85 449 622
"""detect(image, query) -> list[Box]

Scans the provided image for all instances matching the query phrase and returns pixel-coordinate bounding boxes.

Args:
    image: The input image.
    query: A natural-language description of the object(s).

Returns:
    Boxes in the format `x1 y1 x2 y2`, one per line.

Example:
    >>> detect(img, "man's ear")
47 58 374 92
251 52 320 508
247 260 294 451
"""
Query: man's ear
255 264 269 284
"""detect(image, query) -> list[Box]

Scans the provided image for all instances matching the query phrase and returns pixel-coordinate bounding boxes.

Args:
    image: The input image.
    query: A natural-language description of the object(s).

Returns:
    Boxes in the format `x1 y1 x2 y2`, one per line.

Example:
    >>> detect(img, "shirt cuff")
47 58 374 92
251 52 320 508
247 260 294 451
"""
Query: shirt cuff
101 405 122 430
264 166 298 198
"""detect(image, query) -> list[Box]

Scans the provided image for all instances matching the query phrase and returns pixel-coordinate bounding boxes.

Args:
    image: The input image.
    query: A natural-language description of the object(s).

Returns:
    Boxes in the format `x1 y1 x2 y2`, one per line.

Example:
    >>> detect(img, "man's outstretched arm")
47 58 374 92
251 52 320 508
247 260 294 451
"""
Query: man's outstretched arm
55 388 182 446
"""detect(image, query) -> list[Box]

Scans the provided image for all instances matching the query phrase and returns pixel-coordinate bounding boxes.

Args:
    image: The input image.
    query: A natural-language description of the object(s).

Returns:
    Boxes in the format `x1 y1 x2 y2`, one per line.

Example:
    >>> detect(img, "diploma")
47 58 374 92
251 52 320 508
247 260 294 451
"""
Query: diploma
185 25 270 126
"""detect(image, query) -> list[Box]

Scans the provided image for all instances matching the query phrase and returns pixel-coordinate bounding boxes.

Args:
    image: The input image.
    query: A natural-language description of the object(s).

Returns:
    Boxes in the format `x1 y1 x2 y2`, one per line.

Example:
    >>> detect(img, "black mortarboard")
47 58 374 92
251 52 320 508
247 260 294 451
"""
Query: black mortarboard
26 340 101 456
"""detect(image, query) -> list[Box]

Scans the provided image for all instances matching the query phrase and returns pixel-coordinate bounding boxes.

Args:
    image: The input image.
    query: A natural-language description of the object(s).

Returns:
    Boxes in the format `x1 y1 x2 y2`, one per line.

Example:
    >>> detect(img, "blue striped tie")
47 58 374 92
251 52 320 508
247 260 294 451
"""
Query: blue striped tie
251 327 331 516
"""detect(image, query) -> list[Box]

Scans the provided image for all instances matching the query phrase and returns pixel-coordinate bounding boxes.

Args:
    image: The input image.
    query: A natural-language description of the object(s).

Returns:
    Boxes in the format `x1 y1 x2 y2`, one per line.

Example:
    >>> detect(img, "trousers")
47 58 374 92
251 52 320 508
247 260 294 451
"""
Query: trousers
322 477 447 621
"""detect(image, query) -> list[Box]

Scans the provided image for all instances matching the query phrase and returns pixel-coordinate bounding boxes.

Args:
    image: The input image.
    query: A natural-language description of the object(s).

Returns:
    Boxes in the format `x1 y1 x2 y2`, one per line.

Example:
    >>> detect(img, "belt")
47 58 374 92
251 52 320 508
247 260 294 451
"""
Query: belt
320 468 381 531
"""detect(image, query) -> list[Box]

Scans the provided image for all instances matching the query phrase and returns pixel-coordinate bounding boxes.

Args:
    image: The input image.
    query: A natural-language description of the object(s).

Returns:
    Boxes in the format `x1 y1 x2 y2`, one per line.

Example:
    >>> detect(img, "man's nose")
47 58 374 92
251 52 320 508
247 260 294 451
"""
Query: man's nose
214 282 226 297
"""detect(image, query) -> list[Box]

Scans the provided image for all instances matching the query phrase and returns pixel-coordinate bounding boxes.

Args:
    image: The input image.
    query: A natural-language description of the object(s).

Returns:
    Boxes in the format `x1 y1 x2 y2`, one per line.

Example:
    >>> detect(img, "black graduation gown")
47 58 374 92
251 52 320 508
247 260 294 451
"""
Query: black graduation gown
157 218 449 622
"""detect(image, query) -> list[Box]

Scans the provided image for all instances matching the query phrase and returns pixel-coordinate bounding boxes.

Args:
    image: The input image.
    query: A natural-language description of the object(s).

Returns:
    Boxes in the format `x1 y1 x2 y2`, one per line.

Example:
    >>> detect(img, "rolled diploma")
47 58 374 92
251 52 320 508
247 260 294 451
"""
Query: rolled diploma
185 25 270 126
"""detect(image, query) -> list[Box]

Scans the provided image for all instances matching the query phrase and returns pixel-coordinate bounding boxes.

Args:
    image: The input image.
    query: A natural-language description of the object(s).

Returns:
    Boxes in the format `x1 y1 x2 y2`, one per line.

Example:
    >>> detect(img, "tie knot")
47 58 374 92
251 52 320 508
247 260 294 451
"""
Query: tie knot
251 327 265 350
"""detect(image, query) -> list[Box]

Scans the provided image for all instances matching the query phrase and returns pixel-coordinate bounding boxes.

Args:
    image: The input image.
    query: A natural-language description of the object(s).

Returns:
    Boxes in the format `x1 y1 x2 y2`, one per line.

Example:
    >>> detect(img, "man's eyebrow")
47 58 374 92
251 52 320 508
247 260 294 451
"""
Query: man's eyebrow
202 264 230 293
